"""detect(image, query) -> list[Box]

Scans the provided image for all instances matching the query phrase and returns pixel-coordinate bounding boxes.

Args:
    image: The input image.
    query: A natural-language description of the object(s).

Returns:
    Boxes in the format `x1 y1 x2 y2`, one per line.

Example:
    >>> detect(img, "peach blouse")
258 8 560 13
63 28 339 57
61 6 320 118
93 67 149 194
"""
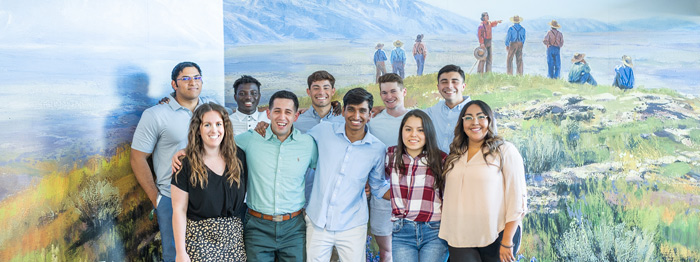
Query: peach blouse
438 141 527 247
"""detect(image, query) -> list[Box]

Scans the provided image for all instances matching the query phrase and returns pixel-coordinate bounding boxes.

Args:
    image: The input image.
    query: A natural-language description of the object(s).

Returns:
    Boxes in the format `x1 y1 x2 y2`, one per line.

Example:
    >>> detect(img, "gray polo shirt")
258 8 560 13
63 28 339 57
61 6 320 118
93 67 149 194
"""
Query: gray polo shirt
131 94 210 198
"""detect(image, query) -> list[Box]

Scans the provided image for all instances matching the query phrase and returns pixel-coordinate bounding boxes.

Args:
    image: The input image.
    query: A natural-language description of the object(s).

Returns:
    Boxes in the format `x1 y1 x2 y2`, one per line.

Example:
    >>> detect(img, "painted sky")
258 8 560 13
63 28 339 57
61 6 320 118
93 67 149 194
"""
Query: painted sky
421 0 700 22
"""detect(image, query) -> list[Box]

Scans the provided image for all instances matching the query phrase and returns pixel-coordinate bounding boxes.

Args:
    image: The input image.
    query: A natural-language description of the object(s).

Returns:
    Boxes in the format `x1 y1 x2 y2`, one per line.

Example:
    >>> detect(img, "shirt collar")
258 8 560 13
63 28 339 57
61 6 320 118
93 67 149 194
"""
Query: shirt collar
232 109 262 121
441 96 470 111
309 106 334 120
333 122 374 145
167 92 205 111
263 124 299 142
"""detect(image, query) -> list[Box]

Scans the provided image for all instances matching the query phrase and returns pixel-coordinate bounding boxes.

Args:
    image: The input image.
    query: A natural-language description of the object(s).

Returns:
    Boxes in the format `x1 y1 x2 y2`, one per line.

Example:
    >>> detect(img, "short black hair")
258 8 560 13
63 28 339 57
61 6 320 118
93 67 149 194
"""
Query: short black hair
269 90 299 112
233 75 261 93
437 64 465 82
171 62 201 81
343 88 373 111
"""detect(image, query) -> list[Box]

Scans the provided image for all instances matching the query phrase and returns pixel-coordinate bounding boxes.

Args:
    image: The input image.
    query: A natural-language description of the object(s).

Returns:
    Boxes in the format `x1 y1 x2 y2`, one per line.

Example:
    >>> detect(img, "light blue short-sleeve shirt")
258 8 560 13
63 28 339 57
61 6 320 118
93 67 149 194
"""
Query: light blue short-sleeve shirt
131 94 210 198
425 97 470 153
235 126 318 215
305 121 390 231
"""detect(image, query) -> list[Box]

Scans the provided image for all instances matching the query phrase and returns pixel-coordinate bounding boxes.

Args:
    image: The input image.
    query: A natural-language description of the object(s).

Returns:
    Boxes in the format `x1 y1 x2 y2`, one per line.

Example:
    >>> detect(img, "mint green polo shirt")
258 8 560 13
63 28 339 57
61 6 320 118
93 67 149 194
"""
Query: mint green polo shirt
235 126 318 215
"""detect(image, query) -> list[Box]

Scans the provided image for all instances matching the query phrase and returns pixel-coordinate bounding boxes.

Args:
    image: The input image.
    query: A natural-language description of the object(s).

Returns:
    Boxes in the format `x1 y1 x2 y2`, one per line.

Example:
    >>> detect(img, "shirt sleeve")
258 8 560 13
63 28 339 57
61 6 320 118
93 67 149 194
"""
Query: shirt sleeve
172 158 191 192
370 146 390 198
501 142 527 223
234 131 251 151
309 138 319 169
478 25 485 45
131 109 159 154
505 28 513 47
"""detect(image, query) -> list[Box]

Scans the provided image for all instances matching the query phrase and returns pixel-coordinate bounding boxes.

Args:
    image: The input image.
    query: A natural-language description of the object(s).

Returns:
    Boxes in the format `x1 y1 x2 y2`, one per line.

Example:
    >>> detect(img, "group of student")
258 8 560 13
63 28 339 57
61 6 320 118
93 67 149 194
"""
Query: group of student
131 62 528 262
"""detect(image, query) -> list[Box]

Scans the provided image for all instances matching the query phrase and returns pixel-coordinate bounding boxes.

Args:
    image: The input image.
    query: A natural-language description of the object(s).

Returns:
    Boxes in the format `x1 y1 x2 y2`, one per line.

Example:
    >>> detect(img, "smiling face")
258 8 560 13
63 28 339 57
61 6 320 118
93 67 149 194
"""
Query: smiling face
402 116 426 157
306 80 335 109
171 66 202 101
379 81 406 110
343 101 371 133
462 104 490 145
234 83 260 115
437 71 465 104
199 110 225 150
267 98 299 142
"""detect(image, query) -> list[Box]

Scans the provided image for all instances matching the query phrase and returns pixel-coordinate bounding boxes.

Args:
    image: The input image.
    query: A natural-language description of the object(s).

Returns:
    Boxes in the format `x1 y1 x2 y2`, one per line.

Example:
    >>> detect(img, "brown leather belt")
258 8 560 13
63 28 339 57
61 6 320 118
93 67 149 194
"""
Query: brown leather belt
248 208 303 222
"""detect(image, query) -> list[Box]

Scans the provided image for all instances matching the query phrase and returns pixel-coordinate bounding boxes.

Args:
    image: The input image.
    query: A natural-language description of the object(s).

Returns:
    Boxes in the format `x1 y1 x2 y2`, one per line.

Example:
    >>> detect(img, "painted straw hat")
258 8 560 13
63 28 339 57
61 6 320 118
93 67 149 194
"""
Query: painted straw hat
571 53 585 63
549 20 561 28
510 15 523 23
622 55 633 67
375 43 384 49
393 40 403 47
474 47 487 61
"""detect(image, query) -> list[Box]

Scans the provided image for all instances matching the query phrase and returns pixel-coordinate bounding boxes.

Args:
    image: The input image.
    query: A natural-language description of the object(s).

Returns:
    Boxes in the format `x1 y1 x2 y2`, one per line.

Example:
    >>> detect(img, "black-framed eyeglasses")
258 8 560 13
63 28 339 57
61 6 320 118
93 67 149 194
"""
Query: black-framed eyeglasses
177 76 202 82
462 115 488 121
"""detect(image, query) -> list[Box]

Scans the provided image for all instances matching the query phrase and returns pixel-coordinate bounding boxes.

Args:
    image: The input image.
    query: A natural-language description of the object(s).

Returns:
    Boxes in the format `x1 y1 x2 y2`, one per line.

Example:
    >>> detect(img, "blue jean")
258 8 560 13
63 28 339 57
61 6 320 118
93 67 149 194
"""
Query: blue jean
392 219 449 262
414 54 425 76
392 61 405 79
546 46 561 79
156 195 176 262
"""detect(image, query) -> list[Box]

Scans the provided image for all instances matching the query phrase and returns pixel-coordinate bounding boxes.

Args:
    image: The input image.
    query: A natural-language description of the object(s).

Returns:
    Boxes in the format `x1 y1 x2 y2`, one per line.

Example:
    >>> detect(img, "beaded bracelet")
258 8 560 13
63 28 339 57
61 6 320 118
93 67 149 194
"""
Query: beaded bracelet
500 242 514 248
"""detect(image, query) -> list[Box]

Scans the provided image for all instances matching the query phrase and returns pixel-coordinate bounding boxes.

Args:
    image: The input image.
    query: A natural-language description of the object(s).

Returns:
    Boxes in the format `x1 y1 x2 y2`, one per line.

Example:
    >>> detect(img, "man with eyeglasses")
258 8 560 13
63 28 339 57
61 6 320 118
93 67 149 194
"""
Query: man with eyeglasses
131 61 212 262
231 75 269 135
425 64 471 153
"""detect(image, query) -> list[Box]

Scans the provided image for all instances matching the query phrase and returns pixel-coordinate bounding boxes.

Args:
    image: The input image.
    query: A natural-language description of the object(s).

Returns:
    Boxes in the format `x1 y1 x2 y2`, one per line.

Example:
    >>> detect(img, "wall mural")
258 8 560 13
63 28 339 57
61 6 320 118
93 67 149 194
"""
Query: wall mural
223 0 700 261
0 1 224 261
0 0 698 261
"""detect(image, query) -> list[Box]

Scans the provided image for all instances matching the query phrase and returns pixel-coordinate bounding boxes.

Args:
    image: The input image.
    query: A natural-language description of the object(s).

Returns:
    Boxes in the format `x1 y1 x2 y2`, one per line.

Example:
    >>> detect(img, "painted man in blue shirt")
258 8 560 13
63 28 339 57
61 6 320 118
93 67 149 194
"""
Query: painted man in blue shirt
425 65 471 153
236 90 318 262
613 55 635 90
505 15 526 75
305 88 390 261
374 43 388 83
391 40 407 79
131 62 209 262
568 53 598 86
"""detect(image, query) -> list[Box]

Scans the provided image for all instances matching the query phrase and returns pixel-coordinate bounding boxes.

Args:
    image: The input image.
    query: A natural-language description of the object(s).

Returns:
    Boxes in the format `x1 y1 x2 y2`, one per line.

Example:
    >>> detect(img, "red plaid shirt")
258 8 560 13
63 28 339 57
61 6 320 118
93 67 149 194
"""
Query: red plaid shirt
385 146 446 222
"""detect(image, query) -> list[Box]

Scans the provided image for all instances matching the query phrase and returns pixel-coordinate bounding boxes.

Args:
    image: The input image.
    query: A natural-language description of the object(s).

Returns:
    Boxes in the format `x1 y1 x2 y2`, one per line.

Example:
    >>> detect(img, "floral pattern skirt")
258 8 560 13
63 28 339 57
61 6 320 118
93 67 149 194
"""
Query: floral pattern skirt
186 216 246 261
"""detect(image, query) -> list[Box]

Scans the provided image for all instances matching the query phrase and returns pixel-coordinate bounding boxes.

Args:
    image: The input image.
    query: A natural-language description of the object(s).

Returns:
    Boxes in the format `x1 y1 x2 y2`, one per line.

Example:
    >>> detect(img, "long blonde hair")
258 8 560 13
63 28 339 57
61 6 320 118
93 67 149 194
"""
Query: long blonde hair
442 100 504 177
176 102 242 188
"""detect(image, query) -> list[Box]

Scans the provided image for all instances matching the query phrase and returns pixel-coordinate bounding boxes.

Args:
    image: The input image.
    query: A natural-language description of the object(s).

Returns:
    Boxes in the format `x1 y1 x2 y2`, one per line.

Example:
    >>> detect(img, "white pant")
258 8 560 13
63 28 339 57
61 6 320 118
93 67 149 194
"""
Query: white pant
305 215 367 262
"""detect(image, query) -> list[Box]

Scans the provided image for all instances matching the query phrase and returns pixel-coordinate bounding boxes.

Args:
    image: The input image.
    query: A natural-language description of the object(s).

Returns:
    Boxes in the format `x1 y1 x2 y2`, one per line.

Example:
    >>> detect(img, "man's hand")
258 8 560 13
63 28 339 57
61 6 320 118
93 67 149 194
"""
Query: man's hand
331 101 342 116
365 182 371 199
258 105 268 112
158 97 170 105
254 121 269 137
171 149 186 174
371 106 385 118
496 20 503 24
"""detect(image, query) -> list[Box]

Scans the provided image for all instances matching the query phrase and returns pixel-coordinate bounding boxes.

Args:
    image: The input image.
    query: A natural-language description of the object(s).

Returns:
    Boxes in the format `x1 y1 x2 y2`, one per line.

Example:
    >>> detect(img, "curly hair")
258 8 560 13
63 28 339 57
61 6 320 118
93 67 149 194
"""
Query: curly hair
442 100 504 177
175 102 242 188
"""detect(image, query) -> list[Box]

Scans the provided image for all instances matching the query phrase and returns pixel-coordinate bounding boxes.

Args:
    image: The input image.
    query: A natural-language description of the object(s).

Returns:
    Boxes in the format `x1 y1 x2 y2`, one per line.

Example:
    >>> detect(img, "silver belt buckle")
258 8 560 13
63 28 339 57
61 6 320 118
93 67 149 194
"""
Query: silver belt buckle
272 215 283 222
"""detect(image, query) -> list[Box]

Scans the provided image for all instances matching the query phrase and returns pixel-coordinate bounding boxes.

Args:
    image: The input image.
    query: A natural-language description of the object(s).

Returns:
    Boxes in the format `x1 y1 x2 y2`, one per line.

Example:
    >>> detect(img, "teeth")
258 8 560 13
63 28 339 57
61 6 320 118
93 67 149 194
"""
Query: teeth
244 102 252 106
208 135 219 139
277 122 287 126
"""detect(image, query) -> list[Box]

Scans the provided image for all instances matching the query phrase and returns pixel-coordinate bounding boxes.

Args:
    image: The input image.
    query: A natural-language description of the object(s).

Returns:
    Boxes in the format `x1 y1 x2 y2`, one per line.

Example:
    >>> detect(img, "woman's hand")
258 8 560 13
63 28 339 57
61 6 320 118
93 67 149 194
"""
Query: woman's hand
499 244 515 262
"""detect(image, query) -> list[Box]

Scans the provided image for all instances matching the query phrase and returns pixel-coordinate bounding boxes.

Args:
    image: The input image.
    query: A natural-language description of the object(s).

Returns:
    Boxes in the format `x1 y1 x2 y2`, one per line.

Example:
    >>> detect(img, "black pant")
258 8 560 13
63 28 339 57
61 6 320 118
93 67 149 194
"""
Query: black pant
447 226 521 262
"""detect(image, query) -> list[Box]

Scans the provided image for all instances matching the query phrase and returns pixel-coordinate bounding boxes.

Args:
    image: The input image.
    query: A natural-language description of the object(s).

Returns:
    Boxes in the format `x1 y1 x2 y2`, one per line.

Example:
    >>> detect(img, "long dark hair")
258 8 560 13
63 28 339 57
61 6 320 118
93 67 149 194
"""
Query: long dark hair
393 109 445 193
442 100 504 177
175 102 242 188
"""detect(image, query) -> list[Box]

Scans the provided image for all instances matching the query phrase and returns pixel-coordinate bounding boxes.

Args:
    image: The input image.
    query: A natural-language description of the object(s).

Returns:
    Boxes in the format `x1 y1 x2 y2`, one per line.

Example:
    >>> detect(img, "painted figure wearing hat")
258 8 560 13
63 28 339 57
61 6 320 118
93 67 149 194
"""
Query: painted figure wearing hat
568 53 598 86
543 20 564 79
391 40 407 78
477 12 502 74
613 55 635 90
412 34 427 75
374 43 388 83
505 15 526 75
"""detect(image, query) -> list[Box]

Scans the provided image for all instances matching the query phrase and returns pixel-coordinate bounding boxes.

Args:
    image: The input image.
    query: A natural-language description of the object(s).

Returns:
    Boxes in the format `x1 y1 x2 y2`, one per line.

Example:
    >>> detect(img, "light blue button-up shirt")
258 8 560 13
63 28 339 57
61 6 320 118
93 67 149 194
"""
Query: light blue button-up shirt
295 106 344 133
235 126 318 215
425 96 471 153
306 121 390 231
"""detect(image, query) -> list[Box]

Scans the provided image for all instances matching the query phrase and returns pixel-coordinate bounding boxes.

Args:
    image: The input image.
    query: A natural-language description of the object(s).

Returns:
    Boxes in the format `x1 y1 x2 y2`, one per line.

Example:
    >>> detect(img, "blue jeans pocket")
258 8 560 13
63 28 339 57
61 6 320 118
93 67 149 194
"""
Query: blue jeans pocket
392 219 404 233
426 221 441 230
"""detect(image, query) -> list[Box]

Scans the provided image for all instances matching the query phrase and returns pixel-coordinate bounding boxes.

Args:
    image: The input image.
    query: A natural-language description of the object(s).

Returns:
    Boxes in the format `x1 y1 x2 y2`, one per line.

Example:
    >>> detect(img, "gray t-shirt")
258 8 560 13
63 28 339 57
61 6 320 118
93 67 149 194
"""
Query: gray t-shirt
131 94 210 198
367 110 406 211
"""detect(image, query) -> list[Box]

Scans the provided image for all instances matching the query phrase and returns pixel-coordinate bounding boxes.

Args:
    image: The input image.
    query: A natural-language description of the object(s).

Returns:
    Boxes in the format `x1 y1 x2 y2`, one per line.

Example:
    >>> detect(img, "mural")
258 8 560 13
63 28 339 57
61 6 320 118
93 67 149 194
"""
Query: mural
223 0 700 261
0 1 225 261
